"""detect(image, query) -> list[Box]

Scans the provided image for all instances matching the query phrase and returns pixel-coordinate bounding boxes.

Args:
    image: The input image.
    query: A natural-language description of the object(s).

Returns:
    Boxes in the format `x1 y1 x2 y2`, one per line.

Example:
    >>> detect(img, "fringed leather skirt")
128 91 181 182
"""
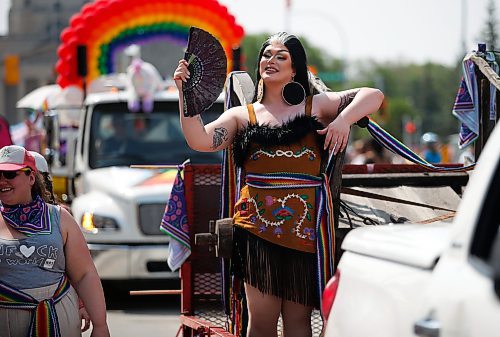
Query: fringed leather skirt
233 226 319 308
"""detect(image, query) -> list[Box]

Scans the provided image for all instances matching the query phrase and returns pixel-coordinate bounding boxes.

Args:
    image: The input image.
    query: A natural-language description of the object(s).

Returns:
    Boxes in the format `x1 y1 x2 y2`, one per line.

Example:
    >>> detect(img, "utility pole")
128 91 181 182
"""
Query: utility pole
461 0 468 56
284 0 291 32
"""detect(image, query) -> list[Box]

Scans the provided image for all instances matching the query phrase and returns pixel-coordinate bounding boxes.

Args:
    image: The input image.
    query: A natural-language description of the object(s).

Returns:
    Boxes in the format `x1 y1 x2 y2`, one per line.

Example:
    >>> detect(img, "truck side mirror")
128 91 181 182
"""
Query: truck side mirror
491 231 500 300
43 111 60 167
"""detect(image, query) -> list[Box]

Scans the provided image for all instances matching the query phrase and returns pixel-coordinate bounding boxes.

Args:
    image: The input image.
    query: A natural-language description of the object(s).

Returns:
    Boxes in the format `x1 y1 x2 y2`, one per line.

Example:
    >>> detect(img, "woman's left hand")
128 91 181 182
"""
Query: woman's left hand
317 114 351 155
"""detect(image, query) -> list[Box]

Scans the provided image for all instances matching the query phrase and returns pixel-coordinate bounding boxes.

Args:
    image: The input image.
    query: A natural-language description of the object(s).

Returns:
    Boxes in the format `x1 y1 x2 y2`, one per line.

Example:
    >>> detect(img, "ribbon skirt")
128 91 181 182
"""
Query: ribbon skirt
0 280 80 337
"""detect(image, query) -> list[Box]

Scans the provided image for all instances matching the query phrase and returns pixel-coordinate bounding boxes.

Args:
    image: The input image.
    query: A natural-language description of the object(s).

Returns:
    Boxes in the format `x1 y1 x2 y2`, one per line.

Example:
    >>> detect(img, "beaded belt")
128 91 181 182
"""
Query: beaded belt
245 171 335 304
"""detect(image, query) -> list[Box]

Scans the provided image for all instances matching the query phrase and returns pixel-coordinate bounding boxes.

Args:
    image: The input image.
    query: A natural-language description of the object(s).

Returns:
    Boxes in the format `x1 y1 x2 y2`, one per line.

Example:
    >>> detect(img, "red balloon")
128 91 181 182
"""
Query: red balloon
73 25 87 43
69 14 83 27
106 0 122 13
55 59 69 74
66 37 78 50
93 6 106 19
215 5 228 17
81 3 95 16
57 44 70 58
60 27 74 43
82 12 97 27
235 25 244 40
95 0 110 11
111 0 127 11
56 75 70 88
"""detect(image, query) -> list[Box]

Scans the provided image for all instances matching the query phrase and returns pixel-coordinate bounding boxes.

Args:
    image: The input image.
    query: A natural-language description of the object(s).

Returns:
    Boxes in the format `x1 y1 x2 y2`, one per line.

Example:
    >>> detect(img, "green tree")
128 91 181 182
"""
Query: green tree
239 33 462 145
481 0 498 51
241 33 344 85
354 61 460 137
241 33 271 78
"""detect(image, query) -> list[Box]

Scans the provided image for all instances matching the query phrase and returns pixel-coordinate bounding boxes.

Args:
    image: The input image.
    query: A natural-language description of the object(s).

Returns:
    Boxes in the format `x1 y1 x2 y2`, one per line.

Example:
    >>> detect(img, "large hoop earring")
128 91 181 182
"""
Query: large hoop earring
256 78 264 102
282 78 305 105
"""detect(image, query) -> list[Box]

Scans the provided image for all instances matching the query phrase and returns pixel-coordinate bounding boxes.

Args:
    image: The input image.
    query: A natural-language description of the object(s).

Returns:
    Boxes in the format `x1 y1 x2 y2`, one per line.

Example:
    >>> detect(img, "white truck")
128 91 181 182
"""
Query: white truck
322 122 500 336
40 80 224 286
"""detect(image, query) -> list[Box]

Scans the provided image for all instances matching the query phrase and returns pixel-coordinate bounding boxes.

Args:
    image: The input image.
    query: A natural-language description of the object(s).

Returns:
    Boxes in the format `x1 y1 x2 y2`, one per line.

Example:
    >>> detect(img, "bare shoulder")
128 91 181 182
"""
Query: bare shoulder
59 206 76 223
313 92 340 106
223 104 252 128
311 93 341 121
59 206 80 241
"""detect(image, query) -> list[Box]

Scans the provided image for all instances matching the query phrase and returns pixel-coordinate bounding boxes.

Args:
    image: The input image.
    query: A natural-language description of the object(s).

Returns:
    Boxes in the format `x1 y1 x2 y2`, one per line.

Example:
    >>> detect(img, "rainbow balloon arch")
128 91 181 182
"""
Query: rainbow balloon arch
55 0 245 88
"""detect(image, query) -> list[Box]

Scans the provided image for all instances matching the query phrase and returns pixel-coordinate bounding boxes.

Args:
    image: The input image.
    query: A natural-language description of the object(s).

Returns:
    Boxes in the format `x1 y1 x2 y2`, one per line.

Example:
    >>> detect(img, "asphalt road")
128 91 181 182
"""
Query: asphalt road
83 282 183 337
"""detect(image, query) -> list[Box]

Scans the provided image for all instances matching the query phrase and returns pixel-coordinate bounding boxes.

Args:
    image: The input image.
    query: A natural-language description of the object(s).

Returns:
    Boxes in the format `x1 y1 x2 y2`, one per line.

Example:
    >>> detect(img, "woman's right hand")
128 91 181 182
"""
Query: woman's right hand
79 305 91 331
173 59 190 90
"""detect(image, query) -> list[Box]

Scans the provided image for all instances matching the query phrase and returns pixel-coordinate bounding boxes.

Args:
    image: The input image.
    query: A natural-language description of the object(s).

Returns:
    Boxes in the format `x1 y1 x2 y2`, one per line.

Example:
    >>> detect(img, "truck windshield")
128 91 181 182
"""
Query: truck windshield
88 101 224 169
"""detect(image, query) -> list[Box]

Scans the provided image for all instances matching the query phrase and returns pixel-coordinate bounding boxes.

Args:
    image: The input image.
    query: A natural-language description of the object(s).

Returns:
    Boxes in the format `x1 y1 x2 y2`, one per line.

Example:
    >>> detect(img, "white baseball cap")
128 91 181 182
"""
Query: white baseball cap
28 151 49 173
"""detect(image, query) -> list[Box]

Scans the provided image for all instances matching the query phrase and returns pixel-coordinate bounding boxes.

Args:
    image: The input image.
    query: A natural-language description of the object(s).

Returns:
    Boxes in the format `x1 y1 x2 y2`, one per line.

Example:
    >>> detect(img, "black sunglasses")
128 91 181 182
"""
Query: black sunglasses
0 168 31 180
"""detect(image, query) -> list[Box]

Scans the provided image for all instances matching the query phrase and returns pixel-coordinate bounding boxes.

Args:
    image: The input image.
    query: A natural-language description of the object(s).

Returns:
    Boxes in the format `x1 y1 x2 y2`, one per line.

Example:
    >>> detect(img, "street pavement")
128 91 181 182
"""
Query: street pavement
83 285 182 337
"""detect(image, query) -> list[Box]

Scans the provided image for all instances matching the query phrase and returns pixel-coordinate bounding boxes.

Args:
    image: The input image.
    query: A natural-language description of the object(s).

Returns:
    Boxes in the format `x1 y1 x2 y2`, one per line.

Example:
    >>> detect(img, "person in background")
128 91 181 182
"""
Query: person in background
421 132 442 164
0 115 13 148
0 145 109 337
363 138 392 164
174 32 383 337
29 151 56 203
349 138 392 164
29 150 92 332
348 139 368 164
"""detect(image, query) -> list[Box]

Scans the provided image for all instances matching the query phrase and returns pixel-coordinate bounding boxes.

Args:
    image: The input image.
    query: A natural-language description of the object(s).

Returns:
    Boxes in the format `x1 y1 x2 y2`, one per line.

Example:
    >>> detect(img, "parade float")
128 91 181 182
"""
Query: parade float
15 0 499 336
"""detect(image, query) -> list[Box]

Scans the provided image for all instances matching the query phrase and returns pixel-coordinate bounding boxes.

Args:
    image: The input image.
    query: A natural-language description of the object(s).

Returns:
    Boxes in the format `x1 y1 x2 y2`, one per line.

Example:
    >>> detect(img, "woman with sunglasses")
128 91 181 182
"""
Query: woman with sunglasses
0 145 110 337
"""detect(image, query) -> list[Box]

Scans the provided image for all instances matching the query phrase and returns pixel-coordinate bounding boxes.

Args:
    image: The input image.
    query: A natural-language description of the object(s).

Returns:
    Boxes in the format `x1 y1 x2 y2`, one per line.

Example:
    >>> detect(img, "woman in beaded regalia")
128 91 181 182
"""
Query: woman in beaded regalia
174 32 384 337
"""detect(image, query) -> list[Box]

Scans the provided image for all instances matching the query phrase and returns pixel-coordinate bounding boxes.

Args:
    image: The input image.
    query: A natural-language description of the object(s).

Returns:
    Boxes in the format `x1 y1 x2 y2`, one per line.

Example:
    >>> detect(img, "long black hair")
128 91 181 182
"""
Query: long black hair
252 32 311 103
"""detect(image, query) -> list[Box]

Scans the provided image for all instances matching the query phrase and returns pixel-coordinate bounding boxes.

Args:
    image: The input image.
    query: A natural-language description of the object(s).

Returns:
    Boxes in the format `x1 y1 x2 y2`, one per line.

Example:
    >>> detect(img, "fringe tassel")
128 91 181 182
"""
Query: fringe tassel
233 227 319 308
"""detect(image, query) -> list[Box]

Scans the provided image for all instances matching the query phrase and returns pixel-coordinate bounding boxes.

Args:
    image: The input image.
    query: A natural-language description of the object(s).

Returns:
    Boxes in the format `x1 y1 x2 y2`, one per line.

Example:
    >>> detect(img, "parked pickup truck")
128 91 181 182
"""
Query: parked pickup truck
323 122 500 337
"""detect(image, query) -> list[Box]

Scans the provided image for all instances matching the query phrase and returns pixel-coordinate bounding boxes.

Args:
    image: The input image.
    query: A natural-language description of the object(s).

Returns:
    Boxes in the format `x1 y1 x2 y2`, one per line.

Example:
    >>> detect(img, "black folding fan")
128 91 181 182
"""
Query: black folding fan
182 27 227 117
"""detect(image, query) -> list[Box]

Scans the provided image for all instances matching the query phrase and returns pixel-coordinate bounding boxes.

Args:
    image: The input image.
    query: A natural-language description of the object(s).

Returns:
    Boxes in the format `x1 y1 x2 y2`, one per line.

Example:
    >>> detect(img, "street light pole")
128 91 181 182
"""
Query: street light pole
284 0 291 32
461 0 468 55
291 10 349 62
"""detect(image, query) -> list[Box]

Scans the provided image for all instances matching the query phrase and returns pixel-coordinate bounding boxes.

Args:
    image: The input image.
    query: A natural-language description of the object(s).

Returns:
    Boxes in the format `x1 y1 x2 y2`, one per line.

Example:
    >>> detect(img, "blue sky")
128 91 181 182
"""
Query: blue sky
1 0 498 66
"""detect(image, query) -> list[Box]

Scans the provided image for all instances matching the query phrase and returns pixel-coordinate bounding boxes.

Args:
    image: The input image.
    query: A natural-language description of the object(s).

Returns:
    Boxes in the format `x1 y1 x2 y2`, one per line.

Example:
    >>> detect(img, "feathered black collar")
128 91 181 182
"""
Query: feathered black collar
232 114 326 167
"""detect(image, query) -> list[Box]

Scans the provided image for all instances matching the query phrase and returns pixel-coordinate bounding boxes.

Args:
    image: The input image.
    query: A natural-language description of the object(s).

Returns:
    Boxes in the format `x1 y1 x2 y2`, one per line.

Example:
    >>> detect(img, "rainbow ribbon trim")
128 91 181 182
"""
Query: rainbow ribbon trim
365 118 475 171
0 275 71 337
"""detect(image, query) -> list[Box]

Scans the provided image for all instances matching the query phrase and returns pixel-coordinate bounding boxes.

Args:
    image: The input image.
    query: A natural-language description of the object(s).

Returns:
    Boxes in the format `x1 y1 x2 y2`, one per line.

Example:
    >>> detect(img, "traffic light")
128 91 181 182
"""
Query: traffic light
4 55 20 85
378 97 389 120
404 120 417 134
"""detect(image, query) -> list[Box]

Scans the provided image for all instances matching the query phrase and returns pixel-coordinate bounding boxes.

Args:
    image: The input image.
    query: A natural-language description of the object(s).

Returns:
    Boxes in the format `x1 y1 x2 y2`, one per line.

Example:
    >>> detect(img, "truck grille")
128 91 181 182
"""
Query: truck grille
138 203 166 235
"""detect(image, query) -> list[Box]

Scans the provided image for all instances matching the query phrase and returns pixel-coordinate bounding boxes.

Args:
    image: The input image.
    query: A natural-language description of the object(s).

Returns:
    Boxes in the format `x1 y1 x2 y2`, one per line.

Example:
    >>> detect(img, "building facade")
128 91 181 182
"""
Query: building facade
0 0 183 124
0 0 87 123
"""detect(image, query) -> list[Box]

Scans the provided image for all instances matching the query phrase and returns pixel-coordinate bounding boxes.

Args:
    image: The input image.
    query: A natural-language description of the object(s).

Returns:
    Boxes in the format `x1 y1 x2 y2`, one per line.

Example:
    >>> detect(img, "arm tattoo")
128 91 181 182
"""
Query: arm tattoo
337 89 360 113
211 127 228 149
